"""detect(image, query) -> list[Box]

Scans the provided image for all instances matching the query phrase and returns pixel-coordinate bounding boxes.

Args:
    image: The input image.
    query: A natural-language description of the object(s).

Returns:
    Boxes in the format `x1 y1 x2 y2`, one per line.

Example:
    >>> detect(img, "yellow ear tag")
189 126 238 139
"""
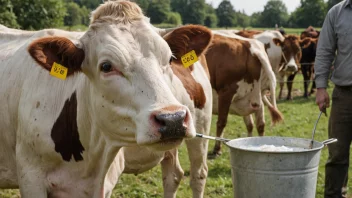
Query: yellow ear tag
181 50 198 68
50 62 68 80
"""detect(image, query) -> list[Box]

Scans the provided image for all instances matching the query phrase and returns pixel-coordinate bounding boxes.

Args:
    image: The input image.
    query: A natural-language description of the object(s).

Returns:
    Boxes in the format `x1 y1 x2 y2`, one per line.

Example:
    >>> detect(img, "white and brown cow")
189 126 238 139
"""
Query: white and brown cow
206 33 283 157
115 25 213 198
236 30 302 100
0 1 200 197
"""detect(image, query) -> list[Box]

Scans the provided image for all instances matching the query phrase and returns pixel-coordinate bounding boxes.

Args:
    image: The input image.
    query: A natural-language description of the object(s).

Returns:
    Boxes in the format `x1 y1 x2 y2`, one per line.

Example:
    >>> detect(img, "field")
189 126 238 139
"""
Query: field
0 28 350 198
2 74 349 198
110 74 352 198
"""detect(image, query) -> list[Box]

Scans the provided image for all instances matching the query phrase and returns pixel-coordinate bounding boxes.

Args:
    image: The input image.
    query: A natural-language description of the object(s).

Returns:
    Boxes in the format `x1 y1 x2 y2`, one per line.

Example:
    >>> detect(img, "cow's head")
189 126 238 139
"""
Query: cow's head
27 1 196 151
273 35 302 73
299 37 318 64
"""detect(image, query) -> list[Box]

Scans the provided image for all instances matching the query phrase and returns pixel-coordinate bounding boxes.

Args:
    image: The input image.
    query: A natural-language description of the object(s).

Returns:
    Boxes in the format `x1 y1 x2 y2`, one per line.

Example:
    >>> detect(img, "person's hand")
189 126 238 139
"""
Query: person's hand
316 88 329 114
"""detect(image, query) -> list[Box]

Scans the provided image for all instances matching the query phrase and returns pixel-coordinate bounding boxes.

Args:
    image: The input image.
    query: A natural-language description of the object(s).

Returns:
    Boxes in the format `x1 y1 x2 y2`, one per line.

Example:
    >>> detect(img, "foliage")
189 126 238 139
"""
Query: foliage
236 10 250 28
289 0 327 28
146 0 171 24
64 2 83 27
0 0 19 28
216 0 236 28
75 0 101 10
259 0 289 28
204 3 218 28
165 12 182 25
250 12 262 28
12 0 67 30
132 0 150 13
171 0 206 25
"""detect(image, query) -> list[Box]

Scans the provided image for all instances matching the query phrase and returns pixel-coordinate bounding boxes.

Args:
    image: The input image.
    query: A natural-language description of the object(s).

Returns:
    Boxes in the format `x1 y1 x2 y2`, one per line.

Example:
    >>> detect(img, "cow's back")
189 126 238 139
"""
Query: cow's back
207 34 261 92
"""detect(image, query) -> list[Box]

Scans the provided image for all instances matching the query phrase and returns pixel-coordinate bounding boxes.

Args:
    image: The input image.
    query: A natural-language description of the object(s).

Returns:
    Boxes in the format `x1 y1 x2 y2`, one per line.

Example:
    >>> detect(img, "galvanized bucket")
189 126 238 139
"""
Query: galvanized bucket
225 136 337 198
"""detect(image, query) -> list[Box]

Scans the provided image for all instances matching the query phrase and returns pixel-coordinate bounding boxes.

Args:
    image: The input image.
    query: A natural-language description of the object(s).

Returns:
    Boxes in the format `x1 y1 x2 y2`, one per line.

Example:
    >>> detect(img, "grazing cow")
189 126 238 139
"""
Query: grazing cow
300 26 320 39
236 30 302 100
0 1 198 197
299 37 318 97
117 25 213 198
206 33 282 157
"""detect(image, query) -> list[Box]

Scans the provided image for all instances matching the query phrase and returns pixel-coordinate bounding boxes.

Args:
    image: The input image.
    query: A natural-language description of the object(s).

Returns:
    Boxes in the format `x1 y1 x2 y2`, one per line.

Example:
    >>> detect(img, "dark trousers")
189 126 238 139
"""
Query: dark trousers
325 86 352 198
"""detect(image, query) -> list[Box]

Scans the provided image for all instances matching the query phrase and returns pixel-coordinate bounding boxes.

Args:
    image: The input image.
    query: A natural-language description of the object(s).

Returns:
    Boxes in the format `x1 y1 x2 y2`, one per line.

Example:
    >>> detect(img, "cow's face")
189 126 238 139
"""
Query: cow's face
27 1 196 151
273 35 302 73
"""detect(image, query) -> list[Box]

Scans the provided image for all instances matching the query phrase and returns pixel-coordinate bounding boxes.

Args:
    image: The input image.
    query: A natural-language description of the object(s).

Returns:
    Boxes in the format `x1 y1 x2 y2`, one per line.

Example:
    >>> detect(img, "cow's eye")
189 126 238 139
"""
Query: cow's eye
101 62 112 73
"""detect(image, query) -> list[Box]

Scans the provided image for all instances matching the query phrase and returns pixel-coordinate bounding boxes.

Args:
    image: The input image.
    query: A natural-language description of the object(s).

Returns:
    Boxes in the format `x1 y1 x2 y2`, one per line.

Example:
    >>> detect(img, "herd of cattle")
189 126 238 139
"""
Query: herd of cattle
0 1 320 198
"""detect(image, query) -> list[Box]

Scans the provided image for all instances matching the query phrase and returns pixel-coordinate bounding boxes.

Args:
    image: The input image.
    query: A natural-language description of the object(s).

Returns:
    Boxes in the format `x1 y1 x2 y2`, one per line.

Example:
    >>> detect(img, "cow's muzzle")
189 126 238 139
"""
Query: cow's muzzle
153 110 187 140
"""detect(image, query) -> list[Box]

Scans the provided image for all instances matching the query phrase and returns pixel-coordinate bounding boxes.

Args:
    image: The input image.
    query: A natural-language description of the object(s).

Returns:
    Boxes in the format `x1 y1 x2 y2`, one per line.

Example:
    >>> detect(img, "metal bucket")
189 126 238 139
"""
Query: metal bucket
225 136 336 198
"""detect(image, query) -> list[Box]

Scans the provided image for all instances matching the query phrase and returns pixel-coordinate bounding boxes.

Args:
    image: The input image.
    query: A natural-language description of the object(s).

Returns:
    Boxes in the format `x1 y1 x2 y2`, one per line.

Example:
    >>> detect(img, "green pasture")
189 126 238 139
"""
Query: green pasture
1 75 350 198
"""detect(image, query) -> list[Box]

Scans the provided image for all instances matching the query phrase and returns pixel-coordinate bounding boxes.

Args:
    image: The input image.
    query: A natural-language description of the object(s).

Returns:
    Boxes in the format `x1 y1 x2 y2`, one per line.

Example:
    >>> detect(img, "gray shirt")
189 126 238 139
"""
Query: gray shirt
315 0 352 88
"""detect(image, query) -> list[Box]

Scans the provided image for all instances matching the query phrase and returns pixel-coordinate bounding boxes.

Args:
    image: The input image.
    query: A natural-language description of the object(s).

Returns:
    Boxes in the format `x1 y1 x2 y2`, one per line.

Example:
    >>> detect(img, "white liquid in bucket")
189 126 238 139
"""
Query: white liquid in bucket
238 144 307 152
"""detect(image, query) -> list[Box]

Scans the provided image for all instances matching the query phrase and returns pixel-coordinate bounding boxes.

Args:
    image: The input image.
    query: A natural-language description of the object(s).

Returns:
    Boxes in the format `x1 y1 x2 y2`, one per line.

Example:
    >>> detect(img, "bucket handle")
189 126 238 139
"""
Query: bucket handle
321 138 338 146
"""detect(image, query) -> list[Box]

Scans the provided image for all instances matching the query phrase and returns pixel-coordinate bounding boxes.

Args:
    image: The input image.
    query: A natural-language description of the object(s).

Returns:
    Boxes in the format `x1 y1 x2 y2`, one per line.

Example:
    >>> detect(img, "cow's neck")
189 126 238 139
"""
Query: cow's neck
76 79 122 195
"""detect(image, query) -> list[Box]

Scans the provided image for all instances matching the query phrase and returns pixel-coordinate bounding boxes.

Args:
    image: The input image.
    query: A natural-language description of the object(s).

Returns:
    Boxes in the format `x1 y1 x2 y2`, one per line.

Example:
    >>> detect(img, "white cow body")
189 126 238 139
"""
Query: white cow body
0 1 198 197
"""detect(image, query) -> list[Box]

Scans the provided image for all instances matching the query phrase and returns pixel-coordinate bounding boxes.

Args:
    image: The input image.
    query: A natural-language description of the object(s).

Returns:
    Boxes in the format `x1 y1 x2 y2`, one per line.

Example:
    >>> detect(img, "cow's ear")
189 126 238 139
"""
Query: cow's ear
28 37 85 76
273 38 283 47
299 38 312 48
164 25 212 62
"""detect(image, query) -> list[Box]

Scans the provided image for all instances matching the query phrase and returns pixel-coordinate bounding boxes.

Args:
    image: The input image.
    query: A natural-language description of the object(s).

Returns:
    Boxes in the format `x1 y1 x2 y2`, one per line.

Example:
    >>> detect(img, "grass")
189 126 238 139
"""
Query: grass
0 75 350 198
111 74 351 198
0 31 349 197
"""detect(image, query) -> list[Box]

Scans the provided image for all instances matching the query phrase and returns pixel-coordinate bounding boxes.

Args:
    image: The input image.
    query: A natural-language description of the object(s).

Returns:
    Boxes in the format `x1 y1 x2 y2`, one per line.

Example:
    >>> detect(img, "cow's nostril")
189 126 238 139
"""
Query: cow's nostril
154 110 187 139
251 103 259 109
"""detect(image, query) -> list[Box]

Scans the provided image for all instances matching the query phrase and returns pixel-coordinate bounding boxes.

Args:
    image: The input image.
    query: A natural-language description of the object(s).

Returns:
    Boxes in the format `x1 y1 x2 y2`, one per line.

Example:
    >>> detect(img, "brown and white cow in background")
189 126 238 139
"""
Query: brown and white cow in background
0 1 203 197
299 37 318 98
236 30 302 100
206 32 283 157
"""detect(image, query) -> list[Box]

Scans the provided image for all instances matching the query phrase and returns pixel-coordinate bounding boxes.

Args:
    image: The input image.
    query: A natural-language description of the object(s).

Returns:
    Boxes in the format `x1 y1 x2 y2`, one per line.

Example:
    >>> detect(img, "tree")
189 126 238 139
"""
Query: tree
146 0 171 24
327 0 343 10
0 0 19 28
64 2 83 27
204 3 218 28
171 0 206 25
76 0 101 10
259 0 288 28
289 0 326 28
132 0 150 12
236 10 249 28
165 12 182 25
216 0 236 28
250 12 262 27
12 0 67 30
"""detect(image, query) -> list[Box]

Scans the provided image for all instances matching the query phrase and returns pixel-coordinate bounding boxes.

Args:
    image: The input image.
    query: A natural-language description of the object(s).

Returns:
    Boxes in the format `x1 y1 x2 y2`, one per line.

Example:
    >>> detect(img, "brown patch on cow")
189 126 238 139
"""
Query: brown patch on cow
236 30 263 38
300 26 320 39
28 37 85 76
51 92 85 162
207 34 261 92
36 101 40 108
164 25 213 109
170 65 206 109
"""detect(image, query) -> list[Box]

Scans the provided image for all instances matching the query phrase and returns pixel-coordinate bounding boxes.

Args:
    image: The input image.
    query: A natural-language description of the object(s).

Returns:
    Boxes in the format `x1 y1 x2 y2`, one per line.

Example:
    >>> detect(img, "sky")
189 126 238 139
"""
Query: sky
205 0 302 15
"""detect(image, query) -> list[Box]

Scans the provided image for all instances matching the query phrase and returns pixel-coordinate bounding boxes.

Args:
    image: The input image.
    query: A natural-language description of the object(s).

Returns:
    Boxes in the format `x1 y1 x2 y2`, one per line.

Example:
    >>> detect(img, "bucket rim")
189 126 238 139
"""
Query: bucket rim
224 136 325 153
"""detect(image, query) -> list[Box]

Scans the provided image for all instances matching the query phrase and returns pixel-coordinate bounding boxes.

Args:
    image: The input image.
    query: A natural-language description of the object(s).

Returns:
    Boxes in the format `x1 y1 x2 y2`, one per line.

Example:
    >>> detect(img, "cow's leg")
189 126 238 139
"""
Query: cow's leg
254 101 265 136
301 65 309 98
16 147 47 198
186 137 209 198
210 91 233 158
278 74 285 100
161 149 184 198
243 115 254 137
286 73 297 100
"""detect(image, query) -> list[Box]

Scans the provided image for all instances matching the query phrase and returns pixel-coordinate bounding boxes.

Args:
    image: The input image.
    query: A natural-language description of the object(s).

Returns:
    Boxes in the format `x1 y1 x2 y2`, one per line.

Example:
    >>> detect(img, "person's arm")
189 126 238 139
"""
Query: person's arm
314 7 337 111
